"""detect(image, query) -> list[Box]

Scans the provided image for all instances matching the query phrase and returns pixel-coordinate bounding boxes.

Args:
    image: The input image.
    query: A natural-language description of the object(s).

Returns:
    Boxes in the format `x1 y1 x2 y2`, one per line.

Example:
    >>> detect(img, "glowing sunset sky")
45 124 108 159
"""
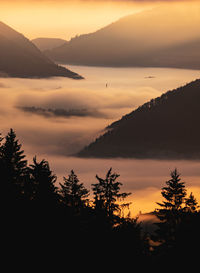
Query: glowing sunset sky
1 0 198 40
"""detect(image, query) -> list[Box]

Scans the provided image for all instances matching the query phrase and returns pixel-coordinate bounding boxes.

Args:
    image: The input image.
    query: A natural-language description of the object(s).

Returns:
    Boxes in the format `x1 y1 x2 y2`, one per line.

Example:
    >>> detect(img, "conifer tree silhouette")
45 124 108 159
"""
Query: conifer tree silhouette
92 168 131 223
157 169 187 212
59 170 89 212
185 192 199 213
28 156 59 207
154 169 187 252
1 128 199 265
0 129 27 201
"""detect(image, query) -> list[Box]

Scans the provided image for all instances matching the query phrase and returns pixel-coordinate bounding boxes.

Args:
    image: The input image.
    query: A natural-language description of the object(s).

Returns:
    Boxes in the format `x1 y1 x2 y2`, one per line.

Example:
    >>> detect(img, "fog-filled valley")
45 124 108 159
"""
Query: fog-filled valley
1 1 200 266
1 65 200 214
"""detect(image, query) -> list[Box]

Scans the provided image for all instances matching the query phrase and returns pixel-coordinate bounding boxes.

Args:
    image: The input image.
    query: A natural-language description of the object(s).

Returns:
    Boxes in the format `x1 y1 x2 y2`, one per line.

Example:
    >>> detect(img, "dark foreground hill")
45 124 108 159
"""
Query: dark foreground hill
0 22 82 79
46 6 200 69
77 79 200 159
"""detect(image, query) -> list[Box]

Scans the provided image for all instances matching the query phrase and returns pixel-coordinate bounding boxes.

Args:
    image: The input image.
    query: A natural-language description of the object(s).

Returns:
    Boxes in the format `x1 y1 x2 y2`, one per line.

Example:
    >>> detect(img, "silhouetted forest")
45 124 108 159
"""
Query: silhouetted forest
78 79 200 159
1 129 199 267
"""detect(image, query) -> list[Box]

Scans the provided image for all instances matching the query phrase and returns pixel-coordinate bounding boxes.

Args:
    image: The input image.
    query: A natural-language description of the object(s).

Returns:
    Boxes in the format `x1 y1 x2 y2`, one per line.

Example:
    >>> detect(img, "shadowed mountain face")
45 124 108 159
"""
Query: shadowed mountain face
77 79 200 159
46 6 200 69
32 38 67 51
0 22 83 79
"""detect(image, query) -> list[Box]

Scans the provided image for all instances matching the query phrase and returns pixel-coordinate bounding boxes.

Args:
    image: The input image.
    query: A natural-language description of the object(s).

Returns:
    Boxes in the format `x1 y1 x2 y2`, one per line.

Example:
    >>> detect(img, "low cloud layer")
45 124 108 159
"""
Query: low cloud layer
1 65 200 156
0 65 200 214
15 87 157 117
18 106 107 119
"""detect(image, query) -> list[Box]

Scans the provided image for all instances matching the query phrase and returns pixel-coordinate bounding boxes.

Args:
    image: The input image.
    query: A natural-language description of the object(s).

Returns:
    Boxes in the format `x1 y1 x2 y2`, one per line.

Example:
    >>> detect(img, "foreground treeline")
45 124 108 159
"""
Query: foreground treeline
1 129 200 266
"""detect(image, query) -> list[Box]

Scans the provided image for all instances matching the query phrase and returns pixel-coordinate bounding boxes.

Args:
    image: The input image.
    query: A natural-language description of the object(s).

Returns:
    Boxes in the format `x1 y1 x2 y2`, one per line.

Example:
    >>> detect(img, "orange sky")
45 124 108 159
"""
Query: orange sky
1 0 199 40
0 1 148 40
1 0 191 40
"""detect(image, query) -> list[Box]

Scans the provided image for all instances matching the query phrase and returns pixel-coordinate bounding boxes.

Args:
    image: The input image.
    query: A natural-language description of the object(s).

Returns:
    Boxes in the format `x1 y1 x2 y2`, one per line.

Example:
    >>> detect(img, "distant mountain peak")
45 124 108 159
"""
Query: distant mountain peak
32 37 67 51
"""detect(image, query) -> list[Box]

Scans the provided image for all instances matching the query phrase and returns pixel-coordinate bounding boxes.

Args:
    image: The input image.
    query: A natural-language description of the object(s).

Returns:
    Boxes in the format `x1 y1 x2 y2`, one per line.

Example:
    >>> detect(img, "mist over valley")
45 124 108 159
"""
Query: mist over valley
0 65 200 214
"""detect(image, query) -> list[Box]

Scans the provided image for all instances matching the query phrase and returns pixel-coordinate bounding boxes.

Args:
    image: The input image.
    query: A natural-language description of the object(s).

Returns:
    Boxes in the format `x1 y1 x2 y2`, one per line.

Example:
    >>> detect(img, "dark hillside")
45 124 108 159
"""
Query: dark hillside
78 79 200 158
0 22 82 79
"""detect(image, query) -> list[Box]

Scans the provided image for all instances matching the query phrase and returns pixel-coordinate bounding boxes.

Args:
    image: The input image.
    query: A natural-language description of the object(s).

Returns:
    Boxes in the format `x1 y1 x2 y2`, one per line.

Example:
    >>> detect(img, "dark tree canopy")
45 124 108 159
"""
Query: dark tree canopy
59 169 89 211
92 168 131 221
153 169 200 265
154 169 187 245
28 156 59 206
0 128 27 201
0 129 199 267
157 168 187 212
185 192 199 213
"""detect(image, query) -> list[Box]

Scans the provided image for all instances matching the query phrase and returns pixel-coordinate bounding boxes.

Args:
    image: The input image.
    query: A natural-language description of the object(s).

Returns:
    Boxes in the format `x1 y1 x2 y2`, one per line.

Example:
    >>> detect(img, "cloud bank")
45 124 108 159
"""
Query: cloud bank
0 65 200 214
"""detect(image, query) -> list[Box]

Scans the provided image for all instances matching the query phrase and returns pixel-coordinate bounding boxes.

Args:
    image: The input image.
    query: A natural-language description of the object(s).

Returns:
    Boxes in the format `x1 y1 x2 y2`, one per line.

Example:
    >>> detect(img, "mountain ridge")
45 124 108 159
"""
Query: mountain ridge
32 37 67 51
77 78 200 159
0 21 83 79
45 6 200 69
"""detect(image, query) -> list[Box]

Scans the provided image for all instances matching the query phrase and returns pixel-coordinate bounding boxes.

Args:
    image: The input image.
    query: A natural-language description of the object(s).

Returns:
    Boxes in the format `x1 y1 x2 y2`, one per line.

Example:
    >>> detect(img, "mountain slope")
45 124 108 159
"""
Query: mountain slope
32 38 67 51
77 79 200 159
0 22 82 79
46 6 200 69
152 38 200 70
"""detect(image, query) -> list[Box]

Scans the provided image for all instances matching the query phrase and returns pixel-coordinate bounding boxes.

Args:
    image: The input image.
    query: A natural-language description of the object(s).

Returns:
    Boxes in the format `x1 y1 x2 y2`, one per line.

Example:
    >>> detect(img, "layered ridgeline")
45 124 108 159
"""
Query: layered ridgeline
0 22 82 79
32 38 67 51
77 79 200 159
46 6 200 69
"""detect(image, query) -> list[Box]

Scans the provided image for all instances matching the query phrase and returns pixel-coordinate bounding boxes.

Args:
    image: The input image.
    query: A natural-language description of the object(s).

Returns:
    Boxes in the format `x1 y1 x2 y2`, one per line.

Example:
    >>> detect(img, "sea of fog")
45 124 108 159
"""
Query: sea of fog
0 65 200 215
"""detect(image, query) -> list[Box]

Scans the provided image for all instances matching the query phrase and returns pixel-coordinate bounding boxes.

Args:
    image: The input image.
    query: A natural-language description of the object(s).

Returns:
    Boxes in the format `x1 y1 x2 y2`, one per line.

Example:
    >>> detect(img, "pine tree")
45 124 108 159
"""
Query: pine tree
185 192 199 213
0 129 27 201
59 170 89 212
92 168 131 221
157 169 187 212
28 156 59 206
154 169 187 249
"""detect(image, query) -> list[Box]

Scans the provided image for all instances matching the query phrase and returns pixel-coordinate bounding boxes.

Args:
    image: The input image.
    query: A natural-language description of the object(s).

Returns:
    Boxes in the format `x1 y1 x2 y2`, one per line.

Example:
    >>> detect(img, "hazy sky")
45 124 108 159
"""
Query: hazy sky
1 0 198 40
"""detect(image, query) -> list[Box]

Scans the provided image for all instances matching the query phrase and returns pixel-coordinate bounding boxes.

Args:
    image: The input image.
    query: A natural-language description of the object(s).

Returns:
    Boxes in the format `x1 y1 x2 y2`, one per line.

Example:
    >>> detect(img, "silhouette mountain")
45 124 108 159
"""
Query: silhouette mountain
46 6 200 69
0 22 83 79
32 38 67 51
77 79 200 159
